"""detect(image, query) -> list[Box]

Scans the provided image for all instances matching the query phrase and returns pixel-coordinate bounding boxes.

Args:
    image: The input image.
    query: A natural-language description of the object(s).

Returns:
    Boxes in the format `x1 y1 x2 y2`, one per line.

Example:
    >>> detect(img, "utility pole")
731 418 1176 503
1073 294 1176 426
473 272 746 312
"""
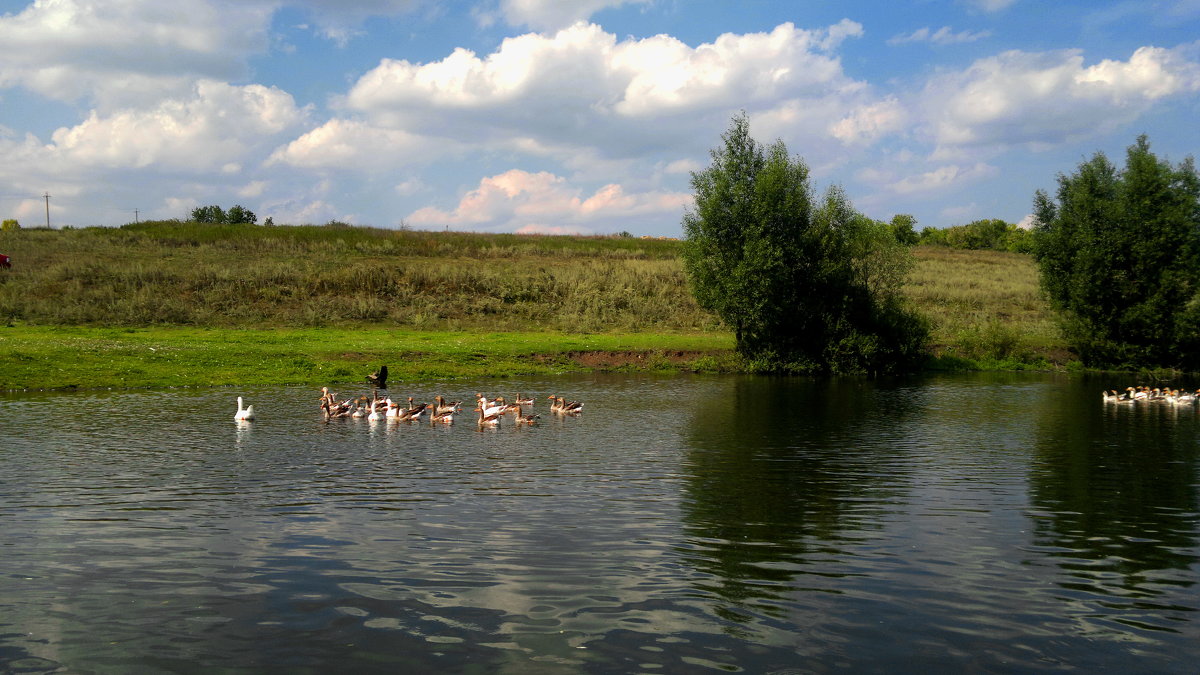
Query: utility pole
134 209 139 224
43 192 50 228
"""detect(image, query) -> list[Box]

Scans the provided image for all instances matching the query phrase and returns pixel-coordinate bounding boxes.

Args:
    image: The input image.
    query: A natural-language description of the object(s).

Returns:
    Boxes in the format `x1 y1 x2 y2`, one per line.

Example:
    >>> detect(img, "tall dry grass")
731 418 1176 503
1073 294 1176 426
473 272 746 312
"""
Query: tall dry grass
0 222 712 332
905 246 1062 362
0 223 1066 363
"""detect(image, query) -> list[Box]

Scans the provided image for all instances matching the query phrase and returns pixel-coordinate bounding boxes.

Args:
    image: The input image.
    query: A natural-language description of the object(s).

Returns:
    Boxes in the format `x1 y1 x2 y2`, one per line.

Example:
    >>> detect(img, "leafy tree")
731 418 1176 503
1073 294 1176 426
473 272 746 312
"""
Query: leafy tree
1032 135 1200 369
1 219 18 231
191 205 227 223
889 214 920 245
682 113 928 373
226 205 257 224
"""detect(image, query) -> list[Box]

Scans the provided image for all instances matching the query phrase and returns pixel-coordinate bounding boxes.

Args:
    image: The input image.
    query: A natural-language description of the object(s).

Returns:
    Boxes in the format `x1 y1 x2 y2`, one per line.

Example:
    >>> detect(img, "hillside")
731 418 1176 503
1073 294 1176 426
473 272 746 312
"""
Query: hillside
0 222 1066 377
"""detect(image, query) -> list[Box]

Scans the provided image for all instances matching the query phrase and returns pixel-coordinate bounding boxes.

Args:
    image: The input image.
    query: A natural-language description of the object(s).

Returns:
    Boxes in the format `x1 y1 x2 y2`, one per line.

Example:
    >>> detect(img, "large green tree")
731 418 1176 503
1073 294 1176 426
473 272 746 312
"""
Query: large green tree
682 113 928 373
1033 135 1200 369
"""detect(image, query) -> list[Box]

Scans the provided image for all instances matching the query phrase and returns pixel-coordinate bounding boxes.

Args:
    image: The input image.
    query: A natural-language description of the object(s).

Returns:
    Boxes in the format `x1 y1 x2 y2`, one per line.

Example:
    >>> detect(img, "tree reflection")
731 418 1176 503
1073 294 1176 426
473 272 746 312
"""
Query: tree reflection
678 375 919 628
1028 379 1200 612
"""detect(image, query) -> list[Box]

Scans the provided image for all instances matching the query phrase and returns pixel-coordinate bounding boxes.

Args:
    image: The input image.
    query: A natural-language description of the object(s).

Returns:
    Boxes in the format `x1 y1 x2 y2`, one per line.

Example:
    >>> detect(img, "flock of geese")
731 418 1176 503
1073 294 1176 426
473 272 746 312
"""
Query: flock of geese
316 388 582 426
234 388 583 427
1103 386 1200 405
233 365 583 426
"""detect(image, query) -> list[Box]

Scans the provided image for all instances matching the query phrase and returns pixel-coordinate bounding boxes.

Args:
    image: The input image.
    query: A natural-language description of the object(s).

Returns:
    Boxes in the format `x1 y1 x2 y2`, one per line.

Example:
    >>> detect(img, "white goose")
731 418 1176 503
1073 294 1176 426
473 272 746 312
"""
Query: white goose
477 402 502 427
368 394 384 421
476 394 506 418
235 396 256 421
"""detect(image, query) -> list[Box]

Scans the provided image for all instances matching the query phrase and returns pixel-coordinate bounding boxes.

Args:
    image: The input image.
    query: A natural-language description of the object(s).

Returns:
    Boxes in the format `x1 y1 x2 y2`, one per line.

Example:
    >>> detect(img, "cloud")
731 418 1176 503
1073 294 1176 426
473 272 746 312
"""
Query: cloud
495 0 651 31
238 181 268 198
888 26 991 46
830 98 907 144
923 45 1200 155
970 0 1018 11
48 81 304 171
268 119 444 170
940 203 979 221
277 20 884 178
664 159 702 174
288 0 423 44
887 163 999 194
515 224 593 235
0 0 431 107
0 0 274 108
406 169 690 232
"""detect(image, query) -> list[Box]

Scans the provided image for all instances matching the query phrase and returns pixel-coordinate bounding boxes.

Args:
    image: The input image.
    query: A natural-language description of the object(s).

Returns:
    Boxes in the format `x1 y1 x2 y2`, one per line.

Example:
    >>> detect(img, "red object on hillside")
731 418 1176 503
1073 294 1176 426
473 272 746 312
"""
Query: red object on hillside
0 253 10 269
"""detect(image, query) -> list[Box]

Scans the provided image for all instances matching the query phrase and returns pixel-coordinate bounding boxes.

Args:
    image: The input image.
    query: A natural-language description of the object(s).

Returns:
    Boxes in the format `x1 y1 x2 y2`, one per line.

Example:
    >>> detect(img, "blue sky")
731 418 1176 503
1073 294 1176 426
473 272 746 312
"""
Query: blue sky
1 0 1197 236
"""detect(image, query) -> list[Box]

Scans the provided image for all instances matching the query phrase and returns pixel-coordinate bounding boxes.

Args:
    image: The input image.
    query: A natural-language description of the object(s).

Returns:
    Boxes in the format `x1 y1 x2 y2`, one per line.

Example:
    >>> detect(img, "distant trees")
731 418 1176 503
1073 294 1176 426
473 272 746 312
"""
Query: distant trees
919 219 1033 252
190 204 257 224
681 113 928 373
1 219 18 231
226 205 257 224
191 205 225 223
1032 135 1200 370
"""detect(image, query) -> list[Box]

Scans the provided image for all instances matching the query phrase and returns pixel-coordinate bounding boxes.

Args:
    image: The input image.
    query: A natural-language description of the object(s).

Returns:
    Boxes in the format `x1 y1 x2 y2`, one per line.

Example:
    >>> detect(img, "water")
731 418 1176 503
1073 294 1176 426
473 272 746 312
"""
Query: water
1 373 1198 673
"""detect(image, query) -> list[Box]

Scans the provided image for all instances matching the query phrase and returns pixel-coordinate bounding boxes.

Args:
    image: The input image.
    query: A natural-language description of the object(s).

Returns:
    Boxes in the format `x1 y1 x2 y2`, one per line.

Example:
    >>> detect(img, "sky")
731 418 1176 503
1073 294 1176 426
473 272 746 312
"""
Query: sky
0 0 1198 237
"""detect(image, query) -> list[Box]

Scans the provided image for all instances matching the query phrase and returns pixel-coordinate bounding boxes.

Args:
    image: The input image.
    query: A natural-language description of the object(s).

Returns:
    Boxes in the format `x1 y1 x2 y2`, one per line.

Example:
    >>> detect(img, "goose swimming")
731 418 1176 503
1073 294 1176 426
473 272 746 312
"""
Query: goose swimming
235 396 256 421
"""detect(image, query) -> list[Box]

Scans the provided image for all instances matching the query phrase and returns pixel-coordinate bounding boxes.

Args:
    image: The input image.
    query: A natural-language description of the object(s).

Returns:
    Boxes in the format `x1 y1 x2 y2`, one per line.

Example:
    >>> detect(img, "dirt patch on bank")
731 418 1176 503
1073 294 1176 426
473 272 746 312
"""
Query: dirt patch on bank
537 350 726 369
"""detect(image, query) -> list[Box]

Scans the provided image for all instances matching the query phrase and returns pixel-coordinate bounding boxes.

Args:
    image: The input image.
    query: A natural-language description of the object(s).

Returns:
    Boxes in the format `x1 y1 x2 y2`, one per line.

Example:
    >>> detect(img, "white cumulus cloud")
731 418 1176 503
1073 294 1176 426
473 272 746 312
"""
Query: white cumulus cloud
48 81 304 171
923 45 1200 155
406 169 690 233
0 0 274 108
274 20 886 179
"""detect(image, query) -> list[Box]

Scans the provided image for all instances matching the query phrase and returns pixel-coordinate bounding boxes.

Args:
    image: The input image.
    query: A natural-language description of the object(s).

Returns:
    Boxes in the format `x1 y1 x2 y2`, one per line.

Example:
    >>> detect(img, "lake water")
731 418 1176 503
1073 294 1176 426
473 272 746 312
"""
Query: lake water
2 373 1198 673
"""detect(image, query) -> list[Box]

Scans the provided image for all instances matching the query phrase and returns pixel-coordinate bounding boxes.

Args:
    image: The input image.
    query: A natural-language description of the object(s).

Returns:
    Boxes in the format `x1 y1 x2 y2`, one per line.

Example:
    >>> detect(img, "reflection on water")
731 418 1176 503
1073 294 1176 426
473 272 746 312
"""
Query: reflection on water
1029 390 1200 642
1 373 1198 673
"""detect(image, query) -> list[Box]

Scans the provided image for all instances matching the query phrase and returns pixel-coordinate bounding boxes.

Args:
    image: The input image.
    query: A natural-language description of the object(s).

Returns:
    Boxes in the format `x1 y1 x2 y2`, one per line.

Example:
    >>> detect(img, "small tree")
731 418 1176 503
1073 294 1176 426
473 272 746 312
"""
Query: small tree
191 205 227 223
889 214 920 245
1033 135 1200 369
1 219 18 231
226 205 257 224
682 113 927 373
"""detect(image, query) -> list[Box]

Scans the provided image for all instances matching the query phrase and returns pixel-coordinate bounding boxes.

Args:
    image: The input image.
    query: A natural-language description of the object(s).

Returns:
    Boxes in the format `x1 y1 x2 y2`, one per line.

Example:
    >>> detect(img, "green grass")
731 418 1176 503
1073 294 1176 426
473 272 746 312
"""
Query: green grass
0 325 735 390
905 246 1065 366
0 223 1074 389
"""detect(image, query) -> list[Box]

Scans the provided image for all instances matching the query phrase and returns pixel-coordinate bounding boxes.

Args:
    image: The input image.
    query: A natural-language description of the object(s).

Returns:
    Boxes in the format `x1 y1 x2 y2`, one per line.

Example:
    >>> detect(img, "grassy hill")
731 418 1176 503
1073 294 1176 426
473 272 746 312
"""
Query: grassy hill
0 222 1067 389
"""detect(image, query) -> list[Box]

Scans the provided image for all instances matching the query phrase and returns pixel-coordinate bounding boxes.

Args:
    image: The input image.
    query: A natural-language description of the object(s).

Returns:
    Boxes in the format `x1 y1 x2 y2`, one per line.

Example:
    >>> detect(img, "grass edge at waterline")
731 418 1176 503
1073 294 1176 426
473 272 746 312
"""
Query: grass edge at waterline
0 326 739 391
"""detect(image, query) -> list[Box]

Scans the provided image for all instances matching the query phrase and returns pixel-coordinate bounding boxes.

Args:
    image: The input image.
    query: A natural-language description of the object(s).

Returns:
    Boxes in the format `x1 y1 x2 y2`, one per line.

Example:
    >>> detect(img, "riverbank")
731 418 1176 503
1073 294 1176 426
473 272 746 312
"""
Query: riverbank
0 326 737 390
0 223 1075 390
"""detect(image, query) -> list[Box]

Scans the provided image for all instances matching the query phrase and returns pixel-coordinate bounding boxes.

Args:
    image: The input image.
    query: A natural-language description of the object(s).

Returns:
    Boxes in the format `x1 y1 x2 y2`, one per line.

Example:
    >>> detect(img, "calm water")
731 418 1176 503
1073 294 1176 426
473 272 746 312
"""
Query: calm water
1 373 1198 673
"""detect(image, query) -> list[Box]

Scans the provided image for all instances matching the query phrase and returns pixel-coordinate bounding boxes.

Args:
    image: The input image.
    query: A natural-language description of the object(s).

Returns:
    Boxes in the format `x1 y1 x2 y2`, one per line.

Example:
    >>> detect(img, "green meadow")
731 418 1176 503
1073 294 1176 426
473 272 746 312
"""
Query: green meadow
0 221 1066 390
